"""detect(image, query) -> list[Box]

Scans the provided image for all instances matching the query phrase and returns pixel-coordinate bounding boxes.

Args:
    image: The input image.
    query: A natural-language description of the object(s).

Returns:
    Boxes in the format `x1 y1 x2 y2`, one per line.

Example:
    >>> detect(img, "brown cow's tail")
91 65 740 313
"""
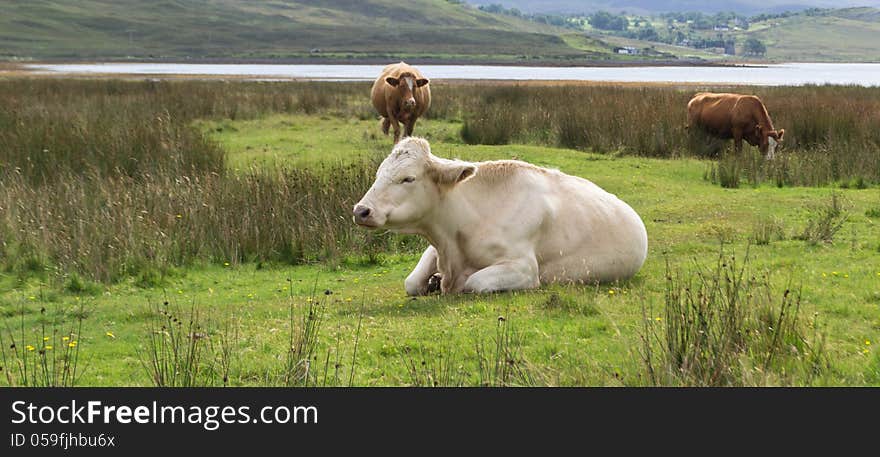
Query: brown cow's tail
380 117 390 135
685 102 697 131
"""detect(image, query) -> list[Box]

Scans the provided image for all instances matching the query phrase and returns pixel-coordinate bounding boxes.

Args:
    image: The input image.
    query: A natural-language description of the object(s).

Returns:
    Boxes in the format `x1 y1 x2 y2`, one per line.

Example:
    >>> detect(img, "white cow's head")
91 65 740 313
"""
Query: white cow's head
353 138 476 230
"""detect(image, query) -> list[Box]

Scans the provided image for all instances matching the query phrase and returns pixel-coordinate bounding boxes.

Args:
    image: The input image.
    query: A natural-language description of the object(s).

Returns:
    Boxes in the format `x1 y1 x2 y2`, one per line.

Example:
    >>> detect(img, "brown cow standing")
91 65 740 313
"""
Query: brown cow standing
371 62 431 144
687 92 785 159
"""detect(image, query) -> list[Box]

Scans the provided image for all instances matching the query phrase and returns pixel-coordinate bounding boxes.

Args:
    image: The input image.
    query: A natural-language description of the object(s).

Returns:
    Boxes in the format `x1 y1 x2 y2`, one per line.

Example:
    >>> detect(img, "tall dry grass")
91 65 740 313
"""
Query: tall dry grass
457 84 880 185
0 299 87 387
0 164 415 282
640 248 828 386
0 79 408 282
1 78 878 282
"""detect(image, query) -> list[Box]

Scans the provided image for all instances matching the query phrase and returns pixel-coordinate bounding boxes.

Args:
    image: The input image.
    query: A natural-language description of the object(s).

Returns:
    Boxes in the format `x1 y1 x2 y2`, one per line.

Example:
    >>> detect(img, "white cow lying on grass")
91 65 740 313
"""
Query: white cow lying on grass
353 137 648 295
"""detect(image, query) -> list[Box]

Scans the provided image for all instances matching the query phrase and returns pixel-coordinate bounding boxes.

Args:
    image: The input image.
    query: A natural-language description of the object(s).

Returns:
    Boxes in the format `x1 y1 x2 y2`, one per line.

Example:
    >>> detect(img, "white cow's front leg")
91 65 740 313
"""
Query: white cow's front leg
404 246 439 296
462 258 540 294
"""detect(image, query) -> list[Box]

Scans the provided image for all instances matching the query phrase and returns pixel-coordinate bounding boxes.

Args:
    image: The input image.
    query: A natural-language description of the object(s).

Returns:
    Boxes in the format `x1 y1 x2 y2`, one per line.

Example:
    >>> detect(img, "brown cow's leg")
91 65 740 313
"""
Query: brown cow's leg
732 129 744 155
404 119 415 138
380 117 390 135
390 118 401 143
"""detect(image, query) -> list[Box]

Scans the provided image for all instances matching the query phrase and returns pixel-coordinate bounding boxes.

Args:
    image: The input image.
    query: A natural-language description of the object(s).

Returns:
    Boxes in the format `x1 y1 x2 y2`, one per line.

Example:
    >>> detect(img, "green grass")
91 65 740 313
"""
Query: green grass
4 113 879 386
197 115 462 170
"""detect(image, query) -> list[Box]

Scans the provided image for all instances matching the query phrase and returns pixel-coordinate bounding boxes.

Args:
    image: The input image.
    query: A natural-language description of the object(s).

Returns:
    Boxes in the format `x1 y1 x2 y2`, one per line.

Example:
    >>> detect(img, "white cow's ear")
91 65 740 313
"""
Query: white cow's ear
434 162 476 186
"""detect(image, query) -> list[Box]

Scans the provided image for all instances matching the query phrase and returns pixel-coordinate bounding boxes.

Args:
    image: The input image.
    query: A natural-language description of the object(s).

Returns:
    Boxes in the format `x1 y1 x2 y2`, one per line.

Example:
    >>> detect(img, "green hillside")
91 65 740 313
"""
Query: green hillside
741 8 880 61
468 0 880 15
3 1 873 62
0 0 586 60
563 7 880 62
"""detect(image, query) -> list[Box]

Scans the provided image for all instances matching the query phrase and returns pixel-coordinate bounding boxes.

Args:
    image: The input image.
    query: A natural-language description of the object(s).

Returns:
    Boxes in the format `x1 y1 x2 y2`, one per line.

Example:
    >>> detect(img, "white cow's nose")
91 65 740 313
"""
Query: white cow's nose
353 204 372 224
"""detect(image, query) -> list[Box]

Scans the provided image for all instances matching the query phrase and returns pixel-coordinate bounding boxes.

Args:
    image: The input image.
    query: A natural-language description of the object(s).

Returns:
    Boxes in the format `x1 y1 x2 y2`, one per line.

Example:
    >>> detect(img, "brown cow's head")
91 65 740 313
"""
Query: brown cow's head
756 125 785 159
385 72 429 111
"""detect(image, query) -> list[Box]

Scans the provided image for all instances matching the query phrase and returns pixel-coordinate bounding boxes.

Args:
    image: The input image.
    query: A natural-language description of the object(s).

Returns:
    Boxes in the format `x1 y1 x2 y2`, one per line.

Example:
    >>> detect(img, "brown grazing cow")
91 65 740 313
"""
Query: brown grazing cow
371 62 431 143
687 92 785 159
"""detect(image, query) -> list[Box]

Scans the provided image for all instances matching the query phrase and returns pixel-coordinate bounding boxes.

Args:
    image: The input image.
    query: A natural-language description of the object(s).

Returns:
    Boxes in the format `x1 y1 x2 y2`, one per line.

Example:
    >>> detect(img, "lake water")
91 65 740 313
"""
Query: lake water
26 62 880 86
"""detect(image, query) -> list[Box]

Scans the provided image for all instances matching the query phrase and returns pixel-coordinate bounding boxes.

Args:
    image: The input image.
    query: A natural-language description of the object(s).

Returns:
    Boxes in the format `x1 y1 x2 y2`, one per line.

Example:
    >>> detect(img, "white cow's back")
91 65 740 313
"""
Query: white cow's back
450 161 647 285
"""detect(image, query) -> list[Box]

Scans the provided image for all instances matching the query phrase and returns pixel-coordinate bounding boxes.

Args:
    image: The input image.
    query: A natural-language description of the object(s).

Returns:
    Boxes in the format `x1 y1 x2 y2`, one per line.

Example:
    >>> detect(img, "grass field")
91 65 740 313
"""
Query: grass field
1 79 879 387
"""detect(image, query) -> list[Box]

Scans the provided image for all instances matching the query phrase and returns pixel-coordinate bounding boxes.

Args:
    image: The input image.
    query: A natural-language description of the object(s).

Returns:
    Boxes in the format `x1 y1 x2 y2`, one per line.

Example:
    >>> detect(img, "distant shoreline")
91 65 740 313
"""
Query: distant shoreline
11 61 880 87
4 56 753 68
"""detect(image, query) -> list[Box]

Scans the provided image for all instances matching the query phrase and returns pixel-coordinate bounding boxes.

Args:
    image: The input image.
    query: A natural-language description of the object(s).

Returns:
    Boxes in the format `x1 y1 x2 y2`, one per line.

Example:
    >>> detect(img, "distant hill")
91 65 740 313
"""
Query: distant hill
739 7 880 61
468 0 880 15
543 5 880 63
0 0 583 60
2 1 875 63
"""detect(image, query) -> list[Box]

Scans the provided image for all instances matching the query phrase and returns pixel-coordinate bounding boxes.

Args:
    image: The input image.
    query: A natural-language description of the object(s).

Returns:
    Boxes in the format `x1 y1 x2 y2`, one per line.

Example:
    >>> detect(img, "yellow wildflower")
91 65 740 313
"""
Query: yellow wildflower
106 331 115 339
44 345 53 350
43 336 50 341
62 336 69 341
26 345 35 351
655 317 662 322
867 340 872 346
608 290 615 295
68 342 77 348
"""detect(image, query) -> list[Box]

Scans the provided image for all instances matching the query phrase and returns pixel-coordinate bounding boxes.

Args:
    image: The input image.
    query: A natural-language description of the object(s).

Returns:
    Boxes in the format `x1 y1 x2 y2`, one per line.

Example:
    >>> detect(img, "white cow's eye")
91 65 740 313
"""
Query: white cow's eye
401 176 415 184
